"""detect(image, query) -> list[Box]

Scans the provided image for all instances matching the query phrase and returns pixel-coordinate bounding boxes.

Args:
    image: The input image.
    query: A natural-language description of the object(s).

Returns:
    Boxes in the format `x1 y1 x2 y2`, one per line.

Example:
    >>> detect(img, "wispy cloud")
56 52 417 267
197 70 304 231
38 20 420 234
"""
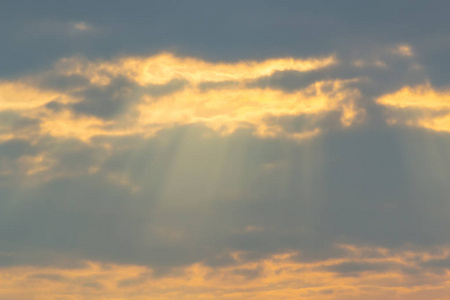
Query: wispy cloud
2 245 450 299
378 83 450 132
1 53 360 143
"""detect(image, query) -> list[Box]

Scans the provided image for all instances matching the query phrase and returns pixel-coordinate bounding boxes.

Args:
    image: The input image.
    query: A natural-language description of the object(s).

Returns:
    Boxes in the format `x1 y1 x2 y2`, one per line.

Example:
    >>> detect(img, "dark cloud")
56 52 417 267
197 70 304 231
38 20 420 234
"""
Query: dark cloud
144 79 188 97
1 1 449 77
117 271 152 288
0 118 450 277
45 101 67 112
231 266 263 280
81 281 103 290
39 74 189 119
38 74 90 92
414 35 450 87
248 70 332 92
28 273 67 282
71 76 139 119
203 253 237 268
198 80 239 91
0 139 35 159
323 261 398 276
421 257 450 275
0 112 41 134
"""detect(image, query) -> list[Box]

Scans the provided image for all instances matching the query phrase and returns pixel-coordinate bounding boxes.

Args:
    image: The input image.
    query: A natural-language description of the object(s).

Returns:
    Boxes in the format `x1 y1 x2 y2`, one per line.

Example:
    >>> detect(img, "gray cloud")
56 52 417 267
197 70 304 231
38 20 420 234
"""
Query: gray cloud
28 273 67 282
323 261 399 276
1 120 450 272
70 76 140 119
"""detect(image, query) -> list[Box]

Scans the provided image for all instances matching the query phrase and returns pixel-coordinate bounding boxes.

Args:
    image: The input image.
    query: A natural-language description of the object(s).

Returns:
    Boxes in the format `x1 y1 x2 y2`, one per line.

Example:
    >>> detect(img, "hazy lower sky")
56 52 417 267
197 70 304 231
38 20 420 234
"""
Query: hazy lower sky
2 1 450 299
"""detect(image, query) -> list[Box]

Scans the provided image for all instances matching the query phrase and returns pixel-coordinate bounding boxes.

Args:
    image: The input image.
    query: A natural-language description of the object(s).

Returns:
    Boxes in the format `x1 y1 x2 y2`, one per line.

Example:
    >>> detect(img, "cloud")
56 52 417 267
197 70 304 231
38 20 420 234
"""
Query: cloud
72 21 92 32
2 48 450 274
378 83 450 133
0 52 360 143
2 2 450 299
1 30 450 300
2 246 450 300
54 52 336 86
0 81 64 111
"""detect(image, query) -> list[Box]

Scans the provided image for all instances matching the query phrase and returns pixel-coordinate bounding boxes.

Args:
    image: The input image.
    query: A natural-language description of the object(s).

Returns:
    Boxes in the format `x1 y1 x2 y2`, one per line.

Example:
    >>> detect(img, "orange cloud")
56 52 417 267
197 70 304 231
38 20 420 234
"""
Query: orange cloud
0 53 362 144
58 52 337 86
0 81 69 111
391 44 414 57
137 79 362 140
377 83 450 132
1 246 450 300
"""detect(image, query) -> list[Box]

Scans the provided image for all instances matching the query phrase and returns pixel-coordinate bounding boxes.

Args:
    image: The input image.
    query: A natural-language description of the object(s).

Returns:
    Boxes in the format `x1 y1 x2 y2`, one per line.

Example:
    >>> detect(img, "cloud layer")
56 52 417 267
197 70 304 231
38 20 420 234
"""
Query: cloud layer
2 45 450 299
2 2 450 299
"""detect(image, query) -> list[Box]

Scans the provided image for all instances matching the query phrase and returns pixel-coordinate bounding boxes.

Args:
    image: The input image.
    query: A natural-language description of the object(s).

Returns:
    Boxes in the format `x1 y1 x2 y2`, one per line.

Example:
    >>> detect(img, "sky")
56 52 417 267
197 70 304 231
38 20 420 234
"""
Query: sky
2 1 450 299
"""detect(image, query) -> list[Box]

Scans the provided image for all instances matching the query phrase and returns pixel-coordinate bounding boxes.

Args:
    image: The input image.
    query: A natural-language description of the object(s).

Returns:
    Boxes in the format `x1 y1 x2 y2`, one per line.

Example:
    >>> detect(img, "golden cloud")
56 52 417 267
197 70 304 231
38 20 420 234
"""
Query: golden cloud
377 83 450 132
0 53 363 144
0 81 64 111
58 52 337 86
1 246 450 300
137 79 362 140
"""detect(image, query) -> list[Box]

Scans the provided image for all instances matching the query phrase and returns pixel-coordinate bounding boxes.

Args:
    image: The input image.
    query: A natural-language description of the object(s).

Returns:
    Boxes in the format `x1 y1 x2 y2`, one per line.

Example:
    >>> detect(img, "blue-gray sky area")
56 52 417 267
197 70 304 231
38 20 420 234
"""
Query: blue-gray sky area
1 1 450 299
